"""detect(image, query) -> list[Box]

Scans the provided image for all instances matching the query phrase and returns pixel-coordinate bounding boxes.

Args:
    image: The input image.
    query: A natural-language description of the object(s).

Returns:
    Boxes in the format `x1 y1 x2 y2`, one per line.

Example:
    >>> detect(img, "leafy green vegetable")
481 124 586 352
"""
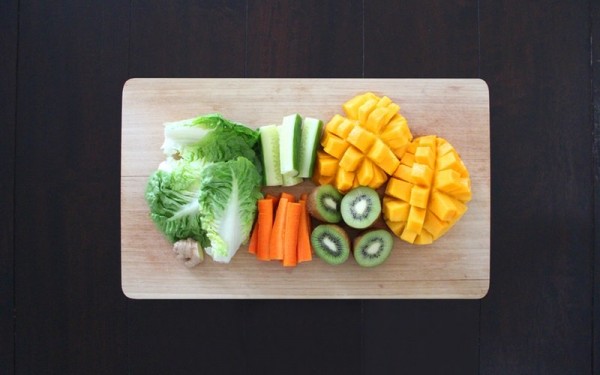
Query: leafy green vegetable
145 158 209 246
198 157 263 263
163 113 263 177
162 113 259 159
145 114 264 264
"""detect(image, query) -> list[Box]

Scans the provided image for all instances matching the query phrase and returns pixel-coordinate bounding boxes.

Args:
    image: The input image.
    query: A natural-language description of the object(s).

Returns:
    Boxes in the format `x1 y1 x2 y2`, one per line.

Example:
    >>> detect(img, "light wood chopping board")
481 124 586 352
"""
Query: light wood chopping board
121 78 490 299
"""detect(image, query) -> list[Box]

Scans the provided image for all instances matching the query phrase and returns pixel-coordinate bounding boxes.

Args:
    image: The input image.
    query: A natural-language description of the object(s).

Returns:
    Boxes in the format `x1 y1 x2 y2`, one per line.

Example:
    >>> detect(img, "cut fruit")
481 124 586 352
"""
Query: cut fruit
340 186 381 229
316 151 339 177
338 146 364 172
335 168 355 193
383 136 472 244
310 224 350 265
307 184 343 223
279 113 303 177
353 229 394 267
322 134 350 159
297 117 323 178
357 159 375 186
259 125 283 186
315 92 413 192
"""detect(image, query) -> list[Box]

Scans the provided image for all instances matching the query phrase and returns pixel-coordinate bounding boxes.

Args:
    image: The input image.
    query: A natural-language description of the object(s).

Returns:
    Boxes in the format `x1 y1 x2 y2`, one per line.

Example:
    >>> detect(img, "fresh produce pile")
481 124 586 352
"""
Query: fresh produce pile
144 114 262 264
145 93 472 268
248 192 313 267
307 184 394 267
383 135 471 244
313 92 413 192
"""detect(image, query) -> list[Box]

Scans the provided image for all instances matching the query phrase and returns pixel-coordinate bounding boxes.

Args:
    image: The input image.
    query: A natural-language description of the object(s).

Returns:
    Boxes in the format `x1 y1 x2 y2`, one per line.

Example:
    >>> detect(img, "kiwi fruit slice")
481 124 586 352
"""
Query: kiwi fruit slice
340 186 381 229
310 224 350 265
353 229 394 267
307 184 343 223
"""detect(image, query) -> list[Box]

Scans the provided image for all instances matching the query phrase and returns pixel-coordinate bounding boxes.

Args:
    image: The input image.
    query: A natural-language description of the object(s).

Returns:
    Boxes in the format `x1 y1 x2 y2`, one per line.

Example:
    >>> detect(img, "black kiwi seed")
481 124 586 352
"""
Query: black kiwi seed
353 229 394 267
307 184 343 223
310 224 350 265
340 186 381 229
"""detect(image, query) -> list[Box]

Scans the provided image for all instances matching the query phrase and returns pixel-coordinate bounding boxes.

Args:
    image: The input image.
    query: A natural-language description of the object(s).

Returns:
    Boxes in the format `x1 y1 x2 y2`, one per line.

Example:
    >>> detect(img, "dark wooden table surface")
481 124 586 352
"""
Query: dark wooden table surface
1 1 597 374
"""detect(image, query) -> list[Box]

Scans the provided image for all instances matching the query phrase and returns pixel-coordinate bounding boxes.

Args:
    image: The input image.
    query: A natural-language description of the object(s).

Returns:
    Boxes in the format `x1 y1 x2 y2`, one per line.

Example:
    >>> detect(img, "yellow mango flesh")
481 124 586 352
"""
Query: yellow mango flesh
367 139 400 175
370 165 389 189
322 134 350 159
346 126 377 153
357 159 375 186
383 136 472 244
335 168 355 193
316 151 339 177
316 92 413 192
338 146 363 172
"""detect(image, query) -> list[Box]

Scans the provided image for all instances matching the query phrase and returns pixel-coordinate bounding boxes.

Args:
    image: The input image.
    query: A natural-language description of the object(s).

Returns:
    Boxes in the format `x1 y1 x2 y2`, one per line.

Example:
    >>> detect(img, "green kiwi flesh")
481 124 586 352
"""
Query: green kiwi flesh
307 184 343 223
353 229 394 267
340 186 381 229
310 224 350 265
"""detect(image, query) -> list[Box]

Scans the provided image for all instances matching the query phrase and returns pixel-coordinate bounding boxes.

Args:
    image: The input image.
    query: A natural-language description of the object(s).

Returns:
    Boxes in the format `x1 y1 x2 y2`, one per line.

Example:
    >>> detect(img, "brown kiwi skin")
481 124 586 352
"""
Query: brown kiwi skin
307 185 342 223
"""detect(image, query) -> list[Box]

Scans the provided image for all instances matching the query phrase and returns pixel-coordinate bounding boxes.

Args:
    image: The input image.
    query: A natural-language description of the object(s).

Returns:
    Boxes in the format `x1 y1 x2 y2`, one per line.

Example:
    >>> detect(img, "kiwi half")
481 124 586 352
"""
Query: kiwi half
310 224 350 265
353 229 394 267
307 184 343 223
340 186 381 229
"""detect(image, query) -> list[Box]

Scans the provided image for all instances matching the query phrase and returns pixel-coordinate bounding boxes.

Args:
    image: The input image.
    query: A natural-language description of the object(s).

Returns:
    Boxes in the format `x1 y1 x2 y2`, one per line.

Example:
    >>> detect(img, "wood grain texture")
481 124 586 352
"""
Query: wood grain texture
15 1 129 373
362 2 482 374
0 0 17 372
121 78 490 299
246 0 363 77
479 1 593 374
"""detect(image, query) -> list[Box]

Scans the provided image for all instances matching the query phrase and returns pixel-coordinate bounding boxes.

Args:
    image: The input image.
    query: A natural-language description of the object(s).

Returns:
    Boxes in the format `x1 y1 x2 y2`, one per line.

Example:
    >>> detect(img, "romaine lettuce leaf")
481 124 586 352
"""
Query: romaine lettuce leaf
198 157 263 263
144 158 209 245
146 114 264 264
162 113 259 159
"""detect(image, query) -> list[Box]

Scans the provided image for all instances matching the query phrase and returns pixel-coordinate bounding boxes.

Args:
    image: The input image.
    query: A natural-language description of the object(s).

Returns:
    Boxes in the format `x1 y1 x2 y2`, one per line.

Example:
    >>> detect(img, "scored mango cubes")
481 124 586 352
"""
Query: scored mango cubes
383 136 472 244
315 92 413 192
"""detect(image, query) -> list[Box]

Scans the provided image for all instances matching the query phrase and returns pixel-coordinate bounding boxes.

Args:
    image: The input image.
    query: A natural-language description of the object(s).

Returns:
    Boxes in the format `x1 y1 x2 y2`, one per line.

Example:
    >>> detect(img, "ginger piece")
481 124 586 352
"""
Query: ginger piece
173 239 204 268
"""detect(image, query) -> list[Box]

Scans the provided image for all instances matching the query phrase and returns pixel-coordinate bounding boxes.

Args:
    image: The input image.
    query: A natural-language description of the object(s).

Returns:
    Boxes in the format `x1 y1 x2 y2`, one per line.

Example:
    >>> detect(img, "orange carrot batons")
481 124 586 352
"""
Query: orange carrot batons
283 202 302 267
256 199 274 261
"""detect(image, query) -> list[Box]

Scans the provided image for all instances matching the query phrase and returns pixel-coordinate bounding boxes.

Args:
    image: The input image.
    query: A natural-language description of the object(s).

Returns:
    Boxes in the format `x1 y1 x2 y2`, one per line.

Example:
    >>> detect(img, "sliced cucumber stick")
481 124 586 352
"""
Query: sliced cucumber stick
259 125 283 186
282 174 303 186
279 114 303 177
298 117 323 178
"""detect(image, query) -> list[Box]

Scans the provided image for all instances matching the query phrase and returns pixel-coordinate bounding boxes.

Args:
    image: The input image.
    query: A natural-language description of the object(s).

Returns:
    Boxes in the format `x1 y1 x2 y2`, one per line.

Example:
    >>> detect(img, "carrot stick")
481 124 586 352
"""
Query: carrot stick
256 199 274 261
296 199 313 263
269 197 289 260
265 193 279 208
283 202 302 267
300 193 308 201
248 220 259 254
280 192 295 203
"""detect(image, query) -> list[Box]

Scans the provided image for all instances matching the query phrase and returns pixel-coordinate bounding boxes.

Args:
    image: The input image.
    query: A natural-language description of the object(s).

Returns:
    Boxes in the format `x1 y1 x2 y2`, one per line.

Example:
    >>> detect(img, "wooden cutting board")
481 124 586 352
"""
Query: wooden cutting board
121 78 490 299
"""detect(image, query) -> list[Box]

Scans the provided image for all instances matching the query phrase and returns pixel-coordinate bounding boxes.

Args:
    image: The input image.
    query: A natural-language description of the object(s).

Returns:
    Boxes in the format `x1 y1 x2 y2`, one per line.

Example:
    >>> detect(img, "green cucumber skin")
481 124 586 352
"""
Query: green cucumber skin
259 125 283 186
279 114 303 177
298 117 323 178
292 115 302 174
